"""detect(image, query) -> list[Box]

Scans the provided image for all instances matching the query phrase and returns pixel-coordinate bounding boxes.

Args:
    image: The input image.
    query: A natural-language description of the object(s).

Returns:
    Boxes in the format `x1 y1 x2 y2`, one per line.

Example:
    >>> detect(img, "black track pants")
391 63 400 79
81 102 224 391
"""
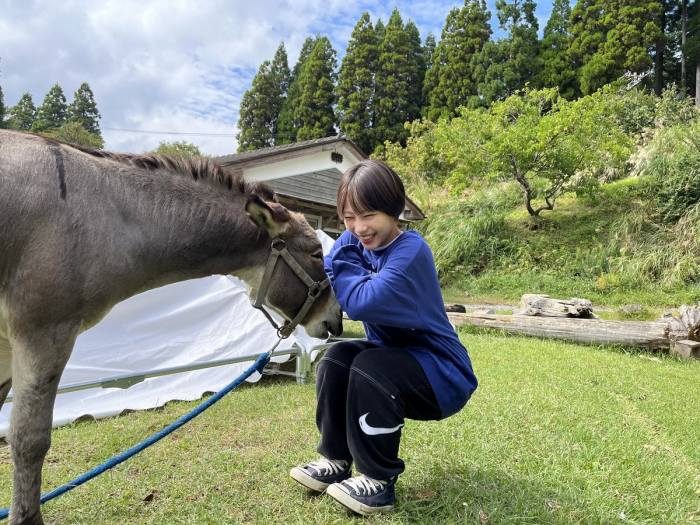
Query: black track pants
315 340 442 481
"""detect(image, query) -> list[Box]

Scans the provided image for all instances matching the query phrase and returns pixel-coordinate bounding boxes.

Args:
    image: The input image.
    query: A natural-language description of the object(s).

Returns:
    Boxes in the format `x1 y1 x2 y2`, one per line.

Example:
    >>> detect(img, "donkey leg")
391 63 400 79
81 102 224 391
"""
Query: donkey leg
0 379 10 412
0 338 11 411
8 324 76 525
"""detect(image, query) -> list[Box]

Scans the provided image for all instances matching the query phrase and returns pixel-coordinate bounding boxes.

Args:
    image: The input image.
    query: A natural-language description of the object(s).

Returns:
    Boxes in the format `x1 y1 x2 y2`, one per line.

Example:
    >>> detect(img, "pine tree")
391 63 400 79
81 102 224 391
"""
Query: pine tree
570 0 663 94
478 0 540 104
237 60 276 151
7 93 36 130
33 83 68 131
67 82 101 135
336 13 379 154
374 9 425 148
424 1 492 120
405 21 427 117
236 43 290 151
534 0 579 98
276 37 317 144
294 37 338 141
0 85 5 128
375 19 386 43
269 43 291 137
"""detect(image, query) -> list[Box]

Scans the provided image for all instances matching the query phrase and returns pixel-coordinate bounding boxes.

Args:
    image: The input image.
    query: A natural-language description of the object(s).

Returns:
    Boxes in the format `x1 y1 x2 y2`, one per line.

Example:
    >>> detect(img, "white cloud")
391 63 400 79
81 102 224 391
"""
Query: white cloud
1 1 555 156
0 0 355 155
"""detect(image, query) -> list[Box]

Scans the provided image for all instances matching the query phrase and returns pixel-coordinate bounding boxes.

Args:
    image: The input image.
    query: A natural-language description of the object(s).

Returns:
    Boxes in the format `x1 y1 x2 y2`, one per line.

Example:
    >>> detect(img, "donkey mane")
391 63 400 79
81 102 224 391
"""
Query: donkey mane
68 141 275 199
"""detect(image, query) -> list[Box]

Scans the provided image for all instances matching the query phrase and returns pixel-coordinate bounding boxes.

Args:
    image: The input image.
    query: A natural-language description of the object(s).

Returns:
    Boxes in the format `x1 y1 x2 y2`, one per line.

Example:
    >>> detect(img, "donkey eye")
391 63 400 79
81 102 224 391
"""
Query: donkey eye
312 251 324 259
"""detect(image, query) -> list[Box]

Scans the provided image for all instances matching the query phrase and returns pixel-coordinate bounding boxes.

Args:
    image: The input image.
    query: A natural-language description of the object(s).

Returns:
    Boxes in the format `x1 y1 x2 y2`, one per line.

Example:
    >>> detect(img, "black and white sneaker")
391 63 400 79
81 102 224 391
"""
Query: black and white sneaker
326 474 396 515
289 458 352 492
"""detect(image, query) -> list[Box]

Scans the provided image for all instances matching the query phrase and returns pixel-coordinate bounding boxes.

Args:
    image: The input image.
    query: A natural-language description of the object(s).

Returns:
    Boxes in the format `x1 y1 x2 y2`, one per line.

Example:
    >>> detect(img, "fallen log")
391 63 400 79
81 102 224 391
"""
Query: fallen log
448 304 700 354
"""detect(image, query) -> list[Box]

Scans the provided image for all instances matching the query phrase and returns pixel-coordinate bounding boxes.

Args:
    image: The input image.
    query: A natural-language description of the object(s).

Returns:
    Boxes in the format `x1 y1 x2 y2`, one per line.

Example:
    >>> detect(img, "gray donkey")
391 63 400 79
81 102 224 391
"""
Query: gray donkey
0 130 343 524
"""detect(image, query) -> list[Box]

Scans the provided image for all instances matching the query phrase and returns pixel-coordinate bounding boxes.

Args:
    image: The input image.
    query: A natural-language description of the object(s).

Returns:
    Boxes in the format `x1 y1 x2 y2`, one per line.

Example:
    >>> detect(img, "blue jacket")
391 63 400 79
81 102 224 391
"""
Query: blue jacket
325 229 477 418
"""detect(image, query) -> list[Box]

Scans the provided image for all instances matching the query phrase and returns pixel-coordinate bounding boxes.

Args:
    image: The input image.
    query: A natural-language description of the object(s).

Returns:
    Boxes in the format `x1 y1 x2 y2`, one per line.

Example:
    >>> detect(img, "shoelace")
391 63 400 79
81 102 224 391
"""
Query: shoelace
343 475 386 495
308 458 348 476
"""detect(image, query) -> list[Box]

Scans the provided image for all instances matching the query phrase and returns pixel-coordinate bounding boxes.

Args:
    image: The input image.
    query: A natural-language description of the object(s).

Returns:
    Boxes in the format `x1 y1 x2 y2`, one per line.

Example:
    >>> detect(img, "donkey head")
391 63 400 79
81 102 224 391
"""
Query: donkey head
245 195 342 339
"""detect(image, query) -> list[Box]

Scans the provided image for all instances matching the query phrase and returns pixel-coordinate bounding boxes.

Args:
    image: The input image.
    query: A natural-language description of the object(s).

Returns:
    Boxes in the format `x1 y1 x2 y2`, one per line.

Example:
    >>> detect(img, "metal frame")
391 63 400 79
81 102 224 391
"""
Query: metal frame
5 345 319 404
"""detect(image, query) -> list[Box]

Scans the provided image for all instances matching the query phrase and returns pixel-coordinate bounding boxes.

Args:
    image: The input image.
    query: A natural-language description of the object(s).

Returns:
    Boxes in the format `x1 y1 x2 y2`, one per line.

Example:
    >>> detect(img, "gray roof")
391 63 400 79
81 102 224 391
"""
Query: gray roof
216 135 366 166
266 169 341 207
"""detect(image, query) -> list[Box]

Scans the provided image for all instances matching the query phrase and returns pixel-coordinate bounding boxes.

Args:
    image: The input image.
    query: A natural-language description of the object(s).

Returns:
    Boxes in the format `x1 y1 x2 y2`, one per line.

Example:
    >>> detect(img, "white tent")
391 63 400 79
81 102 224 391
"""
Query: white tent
0 230 337 437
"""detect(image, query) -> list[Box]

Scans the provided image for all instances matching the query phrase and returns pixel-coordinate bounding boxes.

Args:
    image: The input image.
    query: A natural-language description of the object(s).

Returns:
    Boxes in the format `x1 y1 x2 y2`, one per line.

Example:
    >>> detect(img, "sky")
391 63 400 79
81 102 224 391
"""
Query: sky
0 1 558 156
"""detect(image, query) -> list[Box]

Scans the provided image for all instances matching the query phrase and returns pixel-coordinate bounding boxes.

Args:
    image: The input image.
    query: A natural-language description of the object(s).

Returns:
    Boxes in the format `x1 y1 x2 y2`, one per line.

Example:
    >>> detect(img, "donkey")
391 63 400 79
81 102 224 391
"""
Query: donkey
0 130 343 524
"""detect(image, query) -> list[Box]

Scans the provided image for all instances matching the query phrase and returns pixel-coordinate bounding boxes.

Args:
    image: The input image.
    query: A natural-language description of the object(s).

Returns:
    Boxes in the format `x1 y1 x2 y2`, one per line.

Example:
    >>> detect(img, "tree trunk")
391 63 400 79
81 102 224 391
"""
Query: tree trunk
655 1 665 96
682 0 688 94
696 62 700 107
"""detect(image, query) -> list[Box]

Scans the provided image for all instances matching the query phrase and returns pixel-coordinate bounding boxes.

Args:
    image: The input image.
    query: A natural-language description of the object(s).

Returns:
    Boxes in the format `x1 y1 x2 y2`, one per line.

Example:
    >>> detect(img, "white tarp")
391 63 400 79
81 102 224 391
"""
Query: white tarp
0 230 336 437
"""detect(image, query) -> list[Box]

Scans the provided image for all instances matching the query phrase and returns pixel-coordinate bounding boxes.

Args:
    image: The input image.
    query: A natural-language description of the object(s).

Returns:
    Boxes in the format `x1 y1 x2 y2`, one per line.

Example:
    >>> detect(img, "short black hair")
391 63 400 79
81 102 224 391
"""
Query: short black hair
337 159 406 218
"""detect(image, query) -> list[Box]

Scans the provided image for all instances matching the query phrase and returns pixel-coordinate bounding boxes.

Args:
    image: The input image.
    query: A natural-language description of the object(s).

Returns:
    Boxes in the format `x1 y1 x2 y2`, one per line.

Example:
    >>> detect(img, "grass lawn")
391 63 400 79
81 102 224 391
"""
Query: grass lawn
1 331 698 524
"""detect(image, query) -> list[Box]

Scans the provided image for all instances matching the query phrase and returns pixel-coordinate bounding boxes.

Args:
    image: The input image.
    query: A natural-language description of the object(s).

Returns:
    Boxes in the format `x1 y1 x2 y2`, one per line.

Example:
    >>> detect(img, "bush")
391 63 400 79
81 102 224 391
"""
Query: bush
418 183 519 280
640 120 700 223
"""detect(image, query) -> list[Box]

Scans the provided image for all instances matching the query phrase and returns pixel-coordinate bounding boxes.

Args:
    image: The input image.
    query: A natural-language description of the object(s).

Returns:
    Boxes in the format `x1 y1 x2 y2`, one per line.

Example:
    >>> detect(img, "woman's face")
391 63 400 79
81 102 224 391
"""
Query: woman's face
342 206 401 250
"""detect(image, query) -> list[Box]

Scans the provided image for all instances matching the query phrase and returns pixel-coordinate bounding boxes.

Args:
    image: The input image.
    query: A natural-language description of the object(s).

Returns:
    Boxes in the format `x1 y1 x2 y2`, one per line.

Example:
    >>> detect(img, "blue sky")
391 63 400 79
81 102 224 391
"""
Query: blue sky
0 1 558 155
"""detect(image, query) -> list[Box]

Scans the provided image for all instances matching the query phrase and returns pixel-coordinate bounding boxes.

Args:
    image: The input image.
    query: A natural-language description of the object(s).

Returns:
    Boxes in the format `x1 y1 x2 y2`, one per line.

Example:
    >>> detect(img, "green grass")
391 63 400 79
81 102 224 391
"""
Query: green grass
1 333 698 524
431 178 700 309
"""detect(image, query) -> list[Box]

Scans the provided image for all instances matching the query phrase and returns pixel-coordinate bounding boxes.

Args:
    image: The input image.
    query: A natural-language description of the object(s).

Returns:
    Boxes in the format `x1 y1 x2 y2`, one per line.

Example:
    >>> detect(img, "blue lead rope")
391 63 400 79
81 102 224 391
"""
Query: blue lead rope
0 347 276 521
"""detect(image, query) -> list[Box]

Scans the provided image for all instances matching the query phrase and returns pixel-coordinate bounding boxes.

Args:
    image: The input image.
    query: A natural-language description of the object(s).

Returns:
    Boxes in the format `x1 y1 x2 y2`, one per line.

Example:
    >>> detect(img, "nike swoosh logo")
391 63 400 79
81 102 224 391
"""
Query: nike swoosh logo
358 413 404 436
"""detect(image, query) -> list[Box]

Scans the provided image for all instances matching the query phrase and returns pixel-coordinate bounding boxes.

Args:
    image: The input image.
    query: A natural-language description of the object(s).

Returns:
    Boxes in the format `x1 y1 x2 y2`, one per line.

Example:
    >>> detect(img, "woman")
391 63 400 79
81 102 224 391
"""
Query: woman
290 159 478 515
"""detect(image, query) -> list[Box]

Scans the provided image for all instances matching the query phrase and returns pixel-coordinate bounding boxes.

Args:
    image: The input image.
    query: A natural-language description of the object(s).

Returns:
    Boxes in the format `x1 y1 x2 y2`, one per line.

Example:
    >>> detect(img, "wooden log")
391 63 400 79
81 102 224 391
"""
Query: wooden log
447 312 671 350
518 294 595 318
670 340 700 359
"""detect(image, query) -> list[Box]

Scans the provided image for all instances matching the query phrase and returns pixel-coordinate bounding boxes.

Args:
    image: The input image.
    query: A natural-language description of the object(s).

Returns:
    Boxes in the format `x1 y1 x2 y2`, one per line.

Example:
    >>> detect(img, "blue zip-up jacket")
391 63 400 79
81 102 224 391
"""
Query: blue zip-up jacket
325 229 477 418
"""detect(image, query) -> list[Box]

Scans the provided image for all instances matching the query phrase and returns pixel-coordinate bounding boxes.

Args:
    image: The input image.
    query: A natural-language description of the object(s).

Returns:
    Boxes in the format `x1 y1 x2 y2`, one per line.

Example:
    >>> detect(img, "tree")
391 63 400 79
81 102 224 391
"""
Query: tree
41 121 104 149
374 9 424 149
433 88 633 217
276 37 317 144
7 92 36 130
67 82 101 135
534 0 579 99
33 83 68 132
570 0 663 95
0 85 5 128
237 43 290 151
153 140 201 157
424 0 492 120
336 12 379 154
294 37 338 141
478 0 540 105
405 21 427 119
685 0 700 103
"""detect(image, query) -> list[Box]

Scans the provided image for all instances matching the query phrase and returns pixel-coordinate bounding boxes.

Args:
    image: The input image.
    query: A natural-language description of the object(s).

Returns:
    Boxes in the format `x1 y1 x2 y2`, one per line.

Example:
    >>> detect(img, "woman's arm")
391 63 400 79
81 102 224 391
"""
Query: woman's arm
330 240 425 330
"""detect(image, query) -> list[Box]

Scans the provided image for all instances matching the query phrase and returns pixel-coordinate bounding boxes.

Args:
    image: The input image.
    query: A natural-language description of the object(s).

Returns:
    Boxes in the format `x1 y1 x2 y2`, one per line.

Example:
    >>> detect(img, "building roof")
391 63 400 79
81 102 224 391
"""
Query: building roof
217 135 367 167
214 135 425 221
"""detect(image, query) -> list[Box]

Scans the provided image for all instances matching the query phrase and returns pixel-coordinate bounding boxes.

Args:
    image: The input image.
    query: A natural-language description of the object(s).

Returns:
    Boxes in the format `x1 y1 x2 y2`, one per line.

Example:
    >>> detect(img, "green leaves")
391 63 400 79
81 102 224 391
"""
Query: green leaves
570 0 663 94
6 93 36 131
294 37 337 141
68 82 101 136
237 43 290 151
336 12 378 154
32 83 67 132
423 0 492 120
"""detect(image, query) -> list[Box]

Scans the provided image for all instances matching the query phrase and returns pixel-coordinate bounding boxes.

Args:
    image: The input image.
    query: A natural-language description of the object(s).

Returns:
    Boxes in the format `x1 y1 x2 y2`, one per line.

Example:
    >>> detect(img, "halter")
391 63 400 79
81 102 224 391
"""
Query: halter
251 237 330 339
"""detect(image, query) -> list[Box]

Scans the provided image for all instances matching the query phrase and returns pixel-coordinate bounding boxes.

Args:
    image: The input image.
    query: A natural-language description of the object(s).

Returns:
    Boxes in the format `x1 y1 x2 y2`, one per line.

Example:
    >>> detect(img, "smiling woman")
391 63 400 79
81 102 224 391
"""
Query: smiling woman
289 159 478 516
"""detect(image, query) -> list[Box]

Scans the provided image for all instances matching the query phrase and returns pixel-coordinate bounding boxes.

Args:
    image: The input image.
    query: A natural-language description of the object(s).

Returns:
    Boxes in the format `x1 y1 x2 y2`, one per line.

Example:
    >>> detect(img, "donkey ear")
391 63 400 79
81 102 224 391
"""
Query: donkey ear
245 194 291 237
